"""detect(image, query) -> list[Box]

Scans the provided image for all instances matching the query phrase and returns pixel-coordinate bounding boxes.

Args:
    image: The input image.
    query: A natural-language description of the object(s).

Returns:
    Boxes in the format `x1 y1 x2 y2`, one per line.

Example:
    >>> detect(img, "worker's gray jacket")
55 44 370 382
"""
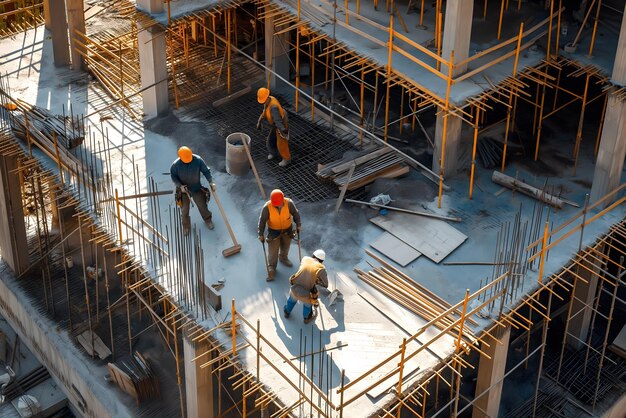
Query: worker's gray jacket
257 200 301 240
289 256 328 304
170 155 213 193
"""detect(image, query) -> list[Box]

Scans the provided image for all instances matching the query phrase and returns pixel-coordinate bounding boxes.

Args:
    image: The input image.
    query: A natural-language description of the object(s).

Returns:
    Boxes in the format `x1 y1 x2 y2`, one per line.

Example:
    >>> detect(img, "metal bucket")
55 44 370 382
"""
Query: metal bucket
225 133 251 176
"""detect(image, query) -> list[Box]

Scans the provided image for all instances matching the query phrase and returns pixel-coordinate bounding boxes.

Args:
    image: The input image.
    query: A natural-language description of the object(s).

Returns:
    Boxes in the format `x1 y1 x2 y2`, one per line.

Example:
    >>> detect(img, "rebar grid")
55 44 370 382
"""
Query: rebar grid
191 92 358 202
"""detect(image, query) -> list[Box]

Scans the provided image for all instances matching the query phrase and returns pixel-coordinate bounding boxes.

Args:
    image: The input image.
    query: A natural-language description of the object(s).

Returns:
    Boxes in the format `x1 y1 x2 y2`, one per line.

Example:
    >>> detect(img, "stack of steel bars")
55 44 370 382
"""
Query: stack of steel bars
355 250 477 341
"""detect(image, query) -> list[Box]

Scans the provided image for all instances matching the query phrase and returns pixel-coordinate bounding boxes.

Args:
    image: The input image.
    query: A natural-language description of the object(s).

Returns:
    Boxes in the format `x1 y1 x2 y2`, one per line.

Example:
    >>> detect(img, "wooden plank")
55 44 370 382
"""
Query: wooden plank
369 232 421 267
108 363 139 402
77 330 111 359
370 212 467 263
335 162 355 212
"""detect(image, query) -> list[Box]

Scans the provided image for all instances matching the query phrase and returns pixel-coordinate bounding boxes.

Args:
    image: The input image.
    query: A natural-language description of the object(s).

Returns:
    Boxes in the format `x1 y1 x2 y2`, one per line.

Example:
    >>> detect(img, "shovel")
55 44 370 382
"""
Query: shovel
327 273 343 306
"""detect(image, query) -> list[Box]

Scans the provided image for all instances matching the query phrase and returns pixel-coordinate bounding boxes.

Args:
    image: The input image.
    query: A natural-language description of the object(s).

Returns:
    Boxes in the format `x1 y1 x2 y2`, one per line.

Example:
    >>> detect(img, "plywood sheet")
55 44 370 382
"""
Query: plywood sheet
369 232 421 267
77 330 111 360
370 212 467 263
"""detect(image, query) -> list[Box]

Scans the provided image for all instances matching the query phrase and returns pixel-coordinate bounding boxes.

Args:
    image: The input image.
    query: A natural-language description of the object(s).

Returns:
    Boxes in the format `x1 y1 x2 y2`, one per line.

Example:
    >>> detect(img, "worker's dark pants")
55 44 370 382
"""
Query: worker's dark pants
266 127 279 158
181 190 212 230
267 232 292 271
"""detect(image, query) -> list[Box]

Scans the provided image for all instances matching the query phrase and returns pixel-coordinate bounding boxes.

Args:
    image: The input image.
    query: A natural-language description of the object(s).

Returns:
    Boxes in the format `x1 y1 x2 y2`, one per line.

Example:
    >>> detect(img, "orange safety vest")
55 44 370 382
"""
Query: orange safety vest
267 198 292 230
264 96 286 127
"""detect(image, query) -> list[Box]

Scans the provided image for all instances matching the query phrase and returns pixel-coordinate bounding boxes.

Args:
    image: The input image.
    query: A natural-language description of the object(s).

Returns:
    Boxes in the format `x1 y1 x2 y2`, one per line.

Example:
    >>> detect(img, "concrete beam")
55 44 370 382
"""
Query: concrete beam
49 0 71 67
264 16 290 90
591 8 626 204
184 335 215 418
137 23 169 119
66 0 86 71
441 0 474 76
0 154 28 275
433 113 463 177
472 326 511 418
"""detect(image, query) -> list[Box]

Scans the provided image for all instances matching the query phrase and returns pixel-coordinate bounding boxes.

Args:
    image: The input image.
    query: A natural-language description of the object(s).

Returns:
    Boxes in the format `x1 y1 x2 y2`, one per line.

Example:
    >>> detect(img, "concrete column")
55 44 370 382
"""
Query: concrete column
591 8 626 204
136 0 163 13
264 16 290 90
43 0 52 29
0 154 28 275
183 336 215 418
433 0 474 176
567 257 601 349
472 326 511 418
49 0 70 67
433 113 463 177
137 23 169 119
66 0 86 71
441 0 474 76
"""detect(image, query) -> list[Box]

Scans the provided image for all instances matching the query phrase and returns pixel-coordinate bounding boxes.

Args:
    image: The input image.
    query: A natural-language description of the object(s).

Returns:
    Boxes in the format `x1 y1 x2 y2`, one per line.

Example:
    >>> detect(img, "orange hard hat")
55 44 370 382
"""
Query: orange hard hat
178 146 193 164
257 87 270 104
270 189 284 206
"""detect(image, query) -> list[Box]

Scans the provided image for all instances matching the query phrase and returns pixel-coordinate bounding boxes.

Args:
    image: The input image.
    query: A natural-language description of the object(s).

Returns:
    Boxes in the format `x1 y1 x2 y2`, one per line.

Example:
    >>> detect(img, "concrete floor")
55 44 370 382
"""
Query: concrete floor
1 15 625 416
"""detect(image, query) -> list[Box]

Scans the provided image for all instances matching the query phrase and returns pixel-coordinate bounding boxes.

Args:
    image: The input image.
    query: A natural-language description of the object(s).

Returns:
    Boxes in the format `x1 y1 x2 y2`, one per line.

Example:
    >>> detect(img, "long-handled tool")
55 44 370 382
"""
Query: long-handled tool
242 137 266 199
210 187 242 257
297 230 302 261
261 240 271 280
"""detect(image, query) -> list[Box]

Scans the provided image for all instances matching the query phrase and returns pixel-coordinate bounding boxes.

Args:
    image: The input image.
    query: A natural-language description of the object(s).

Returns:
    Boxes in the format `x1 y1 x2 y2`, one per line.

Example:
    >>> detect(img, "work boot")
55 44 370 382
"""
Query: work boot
303 310 316 324
266 267 276 282
279 257 293 267
205 218 214 230
278 159 290 167
267 154 275 160
283 306 290 319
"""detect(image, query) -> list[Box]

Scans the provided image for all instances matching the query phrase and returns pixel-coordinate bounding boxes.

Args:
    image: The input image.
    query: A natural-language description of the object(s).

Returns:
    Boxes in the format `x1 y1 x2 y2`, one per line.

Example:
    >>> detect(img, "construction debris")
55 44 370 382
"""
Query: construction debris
107 352 160 405
491 171 565 208
346 198 462 222
317 147 409 191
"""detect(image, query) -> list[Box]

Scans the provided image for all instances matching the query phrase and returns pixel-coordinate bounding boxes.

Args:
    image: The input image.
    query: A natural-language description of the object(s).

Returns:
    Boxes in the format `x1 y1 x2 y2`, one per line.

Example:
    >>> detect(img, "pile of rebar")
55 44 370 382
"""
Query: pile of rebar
8 102 85 149
355 250 476 341
317 147 408 191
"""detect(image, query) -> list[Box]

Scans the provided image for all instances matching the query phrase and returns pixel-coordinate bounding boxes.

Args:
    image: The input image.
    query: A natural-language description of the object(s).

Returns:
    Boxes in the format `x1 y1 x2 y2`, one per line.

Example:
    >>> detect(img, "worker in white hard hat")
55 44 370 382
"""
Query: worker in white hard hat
284 249 328 324
256 87 291 167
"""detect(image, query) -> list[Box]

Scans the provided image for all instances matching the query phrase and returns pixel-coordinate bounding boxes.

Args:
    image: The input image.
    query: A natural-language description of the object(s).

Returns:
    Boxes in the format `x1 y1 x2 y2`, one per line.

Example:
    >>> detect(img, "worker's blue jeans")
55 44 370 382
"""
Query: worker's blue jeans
285 294 312 318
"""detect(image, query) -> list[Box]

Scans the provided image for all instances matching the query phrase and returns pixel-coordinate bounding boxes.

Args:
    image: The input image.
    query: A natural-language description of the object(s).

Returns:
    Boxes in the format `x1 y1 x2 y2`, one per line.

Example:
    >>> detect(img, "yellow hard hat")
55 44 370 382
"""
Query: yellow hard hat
257 87 270 104
2 102 17 111
178 146 193 164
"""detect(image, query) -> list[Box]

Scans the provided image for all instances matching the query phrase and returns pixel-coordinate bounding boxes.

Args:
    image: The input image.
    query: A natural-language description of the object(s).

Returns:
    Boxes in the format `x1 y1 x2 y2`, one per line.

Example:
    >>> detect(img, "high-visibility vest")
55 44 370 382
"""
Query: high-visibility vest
264 96 285 126
267 198 292 230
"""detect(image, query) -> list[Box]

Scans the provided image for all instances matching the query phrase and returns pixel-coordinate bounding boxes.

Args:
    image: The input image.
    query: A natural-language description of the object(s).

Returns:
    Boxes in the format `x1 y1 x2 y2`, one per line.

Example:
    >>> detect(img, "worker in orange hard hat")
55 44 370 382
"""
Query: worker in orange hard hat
170 146 216 235
258 189 301 281
256 87 291 167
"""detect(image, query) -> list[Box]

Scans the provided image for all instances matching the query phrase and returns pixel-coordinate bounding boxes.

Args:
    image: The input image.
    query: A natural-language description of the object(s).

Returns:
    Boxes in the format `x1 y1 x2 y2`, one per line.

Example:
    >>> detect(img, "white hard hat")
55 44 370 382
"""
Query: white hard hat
313 249 326 262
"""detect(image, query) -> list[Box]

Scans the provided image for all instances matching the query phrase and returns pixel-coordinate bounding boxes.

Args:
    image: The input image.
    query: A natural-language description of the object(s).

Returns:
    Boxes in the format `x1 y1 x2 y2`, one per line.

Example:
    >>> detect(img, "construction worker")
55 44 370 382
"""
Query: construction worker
284 249 328 324
256 87 291 167
170 146 216 235
258 189 301 280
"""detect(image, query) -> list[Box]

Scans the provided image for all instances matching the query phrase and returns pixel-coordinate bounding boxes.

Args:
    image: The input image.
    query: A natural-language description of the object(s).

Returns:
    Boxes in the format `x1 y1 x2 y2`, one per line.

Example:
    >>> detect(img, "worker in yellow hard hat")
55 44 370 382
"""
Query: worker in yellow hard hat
258 189 301 280
256 87 291 167
170 146 216 235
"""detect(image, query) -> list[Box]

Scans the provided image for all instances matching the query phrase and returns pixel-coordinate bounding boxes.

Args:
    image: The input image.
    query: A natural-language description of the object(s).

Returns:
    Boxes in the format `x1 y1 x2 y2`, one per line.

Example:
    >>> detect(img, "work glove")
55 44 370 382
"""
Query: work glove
291 230 297 239
210 182 216 192
258 235 265 243
180 185 188 194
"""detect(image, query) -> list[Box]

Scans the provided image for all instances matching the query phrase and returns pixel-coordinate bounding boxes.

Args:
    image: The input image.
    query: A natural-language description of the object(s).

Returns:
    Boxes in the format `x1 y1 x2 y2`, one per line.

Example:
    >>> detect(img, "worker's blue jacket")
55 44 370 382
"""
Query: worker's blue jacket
170 155 213 193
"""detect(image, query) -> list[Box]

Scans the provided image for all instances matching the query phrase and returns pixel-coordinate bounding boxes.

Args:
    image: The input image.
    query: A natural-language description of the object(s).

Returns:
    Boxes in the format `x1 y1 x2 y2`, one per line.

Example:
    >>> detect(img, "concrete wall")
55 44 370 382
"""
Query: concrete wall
0 154 28 275
0 272 136 418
